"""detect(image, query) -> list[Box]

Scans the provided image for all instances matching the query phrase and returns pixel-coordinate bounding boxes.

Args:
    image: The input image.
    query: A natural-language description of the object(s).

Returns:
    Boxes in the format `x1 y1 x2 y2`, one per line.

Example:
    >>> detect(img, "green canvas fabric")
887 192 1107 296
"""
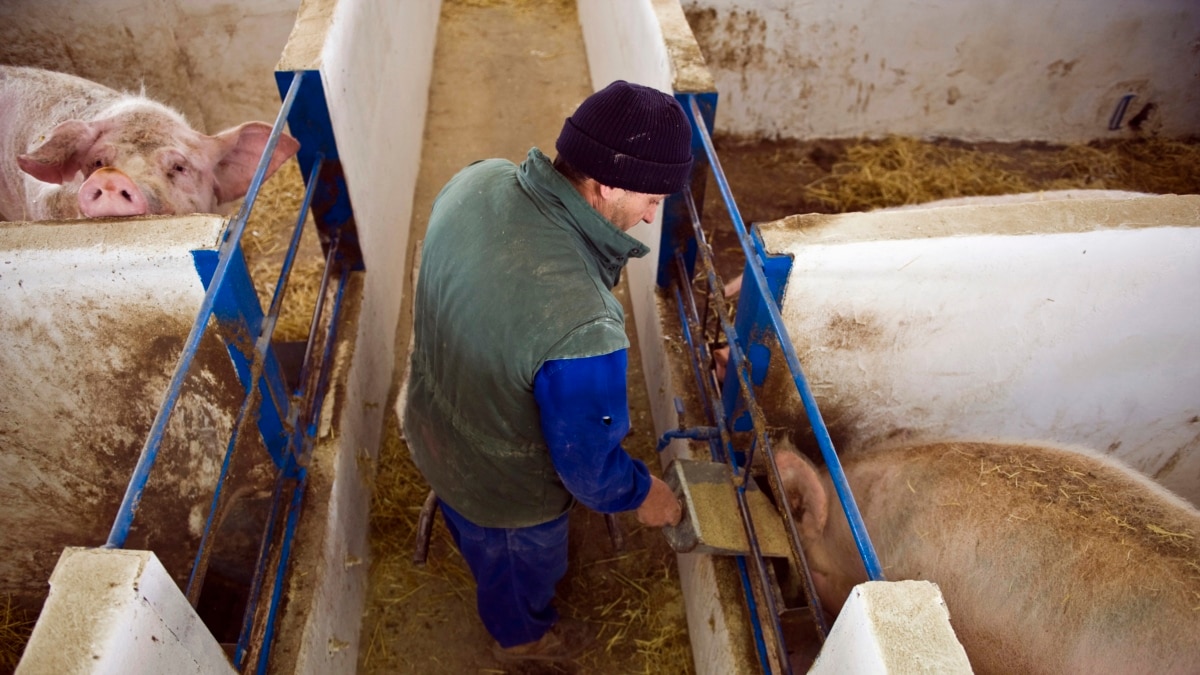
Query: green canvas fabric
404 148 649 527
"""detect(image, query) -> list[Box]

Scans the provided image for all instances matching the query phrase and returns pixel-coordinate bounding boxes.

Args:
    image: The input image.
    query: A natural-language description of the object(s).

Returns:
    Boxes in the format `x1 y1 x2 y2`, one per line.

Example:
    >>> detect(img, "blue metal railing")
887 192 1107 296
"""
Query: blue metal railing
103 73 305 551
101 69 360 673
659 91 885 674
682 94 883 583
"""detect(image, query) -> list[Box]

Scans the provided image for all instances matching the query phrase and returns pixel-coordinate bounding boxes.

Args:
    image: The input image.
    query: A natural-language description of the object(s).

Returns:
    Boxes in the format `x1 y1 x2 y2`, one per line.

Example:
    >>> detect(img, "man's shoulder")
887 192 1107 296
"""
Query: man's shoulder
436 157 518 197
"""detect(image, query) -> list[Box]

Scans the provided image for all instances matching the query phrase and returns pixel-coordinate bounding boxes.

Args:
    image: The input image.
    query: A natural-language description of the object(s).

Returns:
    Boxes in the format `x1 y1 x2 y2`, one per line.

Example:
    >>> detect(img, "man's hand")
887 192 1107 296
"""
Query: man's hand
636 475 683 527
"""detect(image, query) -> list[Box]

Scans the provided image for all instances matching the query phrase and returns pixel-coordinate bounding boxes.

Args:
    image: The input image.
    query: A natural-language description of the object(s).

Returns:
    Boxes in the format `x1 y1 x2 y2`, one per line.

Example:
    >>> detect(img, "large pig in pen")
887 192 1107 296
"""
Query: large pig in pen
0 66 299 221
774 439 1200 674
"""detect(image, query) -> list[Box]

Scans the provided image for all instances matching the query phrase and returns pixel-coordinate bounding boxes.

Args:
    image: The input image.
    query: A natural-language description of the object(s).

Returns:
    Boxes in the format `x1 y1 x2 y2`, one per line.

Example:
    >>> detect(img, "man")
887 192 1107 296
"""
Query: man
403 80 692 663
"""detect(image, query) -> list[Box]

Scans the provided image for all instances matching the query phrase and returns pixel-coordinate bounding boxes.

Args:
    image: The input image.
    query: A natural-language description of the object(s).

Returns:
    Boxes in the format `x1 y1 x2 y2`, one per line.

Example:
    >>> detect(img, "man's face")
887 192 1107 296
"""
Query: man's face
600 188 667 232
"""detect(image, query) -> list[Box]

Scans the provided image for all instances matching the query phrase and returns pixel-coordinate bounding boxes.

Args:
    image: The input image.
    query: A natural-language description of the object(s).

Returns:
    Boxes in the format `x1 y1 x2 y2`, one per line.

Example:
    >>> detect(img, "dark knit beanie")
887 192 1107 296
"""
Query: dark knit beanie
556 80 694 195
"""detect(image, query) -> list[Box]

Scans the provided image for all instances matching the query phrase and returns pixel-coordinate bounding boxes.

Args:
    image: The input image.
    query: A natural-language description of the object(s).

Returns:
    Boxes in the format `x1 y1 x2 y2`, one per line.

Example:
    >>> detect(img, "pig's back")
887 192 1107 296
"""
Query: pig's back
849 440 1200 675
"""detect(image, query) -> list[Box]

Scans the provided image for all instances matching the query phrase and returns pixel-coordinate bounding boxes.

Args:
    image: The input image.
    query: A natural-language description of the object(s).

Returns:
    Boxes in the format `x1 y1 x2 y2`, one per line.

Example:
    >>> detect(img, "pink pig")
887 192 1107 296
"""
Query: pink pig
0 65 299 221
774 439 1200 674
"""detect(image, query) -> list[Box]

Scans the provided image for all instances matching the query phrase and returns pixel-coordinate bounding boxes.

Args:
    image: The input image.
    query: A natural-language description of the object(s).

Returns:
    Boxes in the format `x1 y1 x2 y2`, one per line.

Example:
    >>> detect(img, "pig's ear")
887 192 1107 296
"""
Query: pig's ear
210 122 301 204
17 120 99 184
774 450 828 539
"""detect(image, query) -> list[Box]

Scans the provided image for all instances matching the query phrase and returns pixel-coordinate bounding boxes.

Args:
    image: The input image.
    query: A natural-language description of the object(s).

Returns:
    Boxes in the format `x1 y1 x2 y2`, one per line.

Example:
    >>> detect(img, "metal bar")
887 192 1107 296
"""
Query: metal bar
604 513 625 553
287 235 339 464
255 263 350 672
260 154 325 345
185 378 261 606
255 469 308 675
735 554 773 673
1108 93 1136 131
104 69 306 550
655 426 720 454
413 490 439 566
731 458 793 673
185 154 324 604
684 94 884 582
677 184 830 640
235 452 291 669
246 253 349 672
235 229 342 666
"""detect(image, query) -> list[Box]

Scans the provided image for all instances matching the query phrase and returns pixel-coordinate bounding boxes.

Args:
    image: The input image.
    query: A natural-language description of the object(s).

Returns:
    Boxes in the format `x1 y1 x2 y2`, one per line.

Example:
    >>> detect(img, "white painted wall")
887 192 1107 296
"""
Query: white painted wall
271 1 439 673
0 216 270 622
810 581 972 675
682 0 1200 142
18 548 235 675
761 194 1200 505
0 0 299 133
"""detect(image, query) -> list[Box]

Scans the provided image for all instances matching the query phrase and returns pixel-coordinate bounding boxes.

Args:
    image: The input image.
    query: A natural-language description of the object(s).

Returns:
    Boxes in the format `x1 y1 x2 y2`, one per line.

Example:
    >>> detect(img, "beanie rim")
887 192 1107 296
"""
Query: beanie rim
556 119 692 194
554 80 694 195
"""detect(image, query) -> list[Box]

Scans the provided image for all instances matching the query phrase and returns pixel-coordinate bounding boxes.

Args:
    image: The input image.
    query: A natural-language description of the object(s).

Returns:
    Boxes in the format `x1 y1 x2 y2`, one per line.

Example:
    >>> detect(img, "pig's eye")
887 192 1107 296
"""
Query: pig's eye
91 159 105 170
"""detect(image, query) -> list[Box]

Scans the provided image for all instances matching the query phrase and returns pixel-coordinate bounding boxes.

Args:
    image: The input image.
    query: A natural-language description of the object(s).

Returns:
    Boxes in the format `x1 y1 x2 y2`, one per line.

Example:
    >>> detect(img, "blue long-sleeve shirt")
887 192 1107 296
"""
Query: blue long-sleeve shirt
534 350 652 513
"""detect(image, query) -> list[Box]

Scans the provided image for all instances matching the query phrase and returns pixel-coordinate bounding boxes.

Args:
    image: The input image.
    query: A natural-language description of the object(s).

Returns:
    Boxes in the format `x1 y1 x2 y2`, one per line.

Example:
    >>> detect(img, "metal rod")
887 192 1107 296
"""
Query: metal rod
255 263 350 672
604 513 625 553
261 154 325 341
185 154 324 604
235 230 343 666
413 490 439 566
734 554 774 673
235 443 290 668
255 260 350 662
1108 93 1136 131
677 186 831 640
185 378 261 606
685 94 884 582
255 469 308 675
655 426 720 454
734 462 793 673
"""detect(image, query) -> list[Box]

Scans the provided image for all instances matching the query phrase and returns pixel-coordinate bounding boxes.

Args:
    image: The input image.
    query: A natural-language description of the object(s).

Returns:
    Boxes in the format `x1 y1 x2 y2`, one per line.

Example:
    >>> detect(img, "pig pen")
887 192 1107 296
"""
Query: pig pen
0 0 378 672
666 1 1200 671
677 0 1200 508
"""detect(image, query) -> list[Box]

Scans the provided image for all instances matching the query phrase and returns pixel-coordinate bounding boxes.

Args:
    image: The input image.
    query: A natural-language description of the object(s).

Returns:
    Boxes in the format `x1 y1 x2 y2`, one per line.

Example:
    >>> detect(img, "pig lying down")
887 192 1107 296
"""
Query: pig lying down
0 65 300 221
774 439 1200 675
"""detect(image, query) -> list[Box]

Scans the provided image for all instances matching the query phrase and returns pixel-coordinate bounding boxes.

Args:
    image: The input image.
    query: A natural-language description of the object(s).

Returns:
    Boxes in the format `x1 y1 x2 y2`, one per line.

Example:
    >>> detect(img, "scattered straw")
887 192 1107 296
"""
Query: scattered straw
1147 524 1195 541
801 136 1200 213
240 159 325 342
1 595 33 672
359 397 691 673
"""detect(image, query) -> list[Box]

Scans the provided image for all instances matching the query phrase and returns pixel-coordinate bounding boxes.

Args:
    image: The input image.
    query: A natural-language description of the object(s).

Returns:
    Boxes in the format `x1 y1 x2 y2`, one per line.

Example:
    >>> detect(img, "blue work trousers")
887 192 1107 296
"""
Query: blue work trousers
438 498 570 648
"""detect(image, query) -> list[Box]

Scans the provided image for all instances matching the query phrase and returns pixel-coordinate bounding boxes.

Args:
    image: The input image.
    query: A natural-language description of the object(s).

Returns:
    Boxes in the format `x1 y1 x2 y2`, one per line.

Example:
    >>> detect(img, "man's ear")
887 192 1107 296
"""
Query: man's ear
597 183 620 200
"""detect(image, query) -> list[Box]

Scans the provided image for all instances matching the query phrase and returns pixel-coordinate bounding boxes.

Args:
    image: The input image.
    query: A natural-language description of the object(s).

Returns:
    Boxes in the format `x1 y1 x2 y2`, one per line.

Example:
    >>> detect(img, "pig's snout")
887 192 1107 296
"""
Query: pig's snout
78 167 149 218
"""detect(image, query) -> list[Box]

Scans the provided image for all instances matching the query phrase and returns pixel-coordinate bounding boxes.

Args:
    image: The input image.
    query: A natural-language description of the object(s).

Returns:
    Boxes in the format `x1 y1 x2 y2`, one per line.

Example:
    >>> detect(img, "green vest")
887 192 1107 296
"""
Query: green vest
404 148 650 527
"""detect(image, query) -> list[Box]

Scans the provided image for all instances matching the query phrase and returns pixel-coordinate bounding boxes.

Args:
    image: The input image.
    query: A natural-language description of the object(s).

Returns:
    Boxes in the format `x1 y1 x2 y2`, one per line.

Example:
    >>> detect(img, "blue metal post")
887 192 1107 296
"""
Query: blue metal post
105 70 305 550
682 94 885 582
